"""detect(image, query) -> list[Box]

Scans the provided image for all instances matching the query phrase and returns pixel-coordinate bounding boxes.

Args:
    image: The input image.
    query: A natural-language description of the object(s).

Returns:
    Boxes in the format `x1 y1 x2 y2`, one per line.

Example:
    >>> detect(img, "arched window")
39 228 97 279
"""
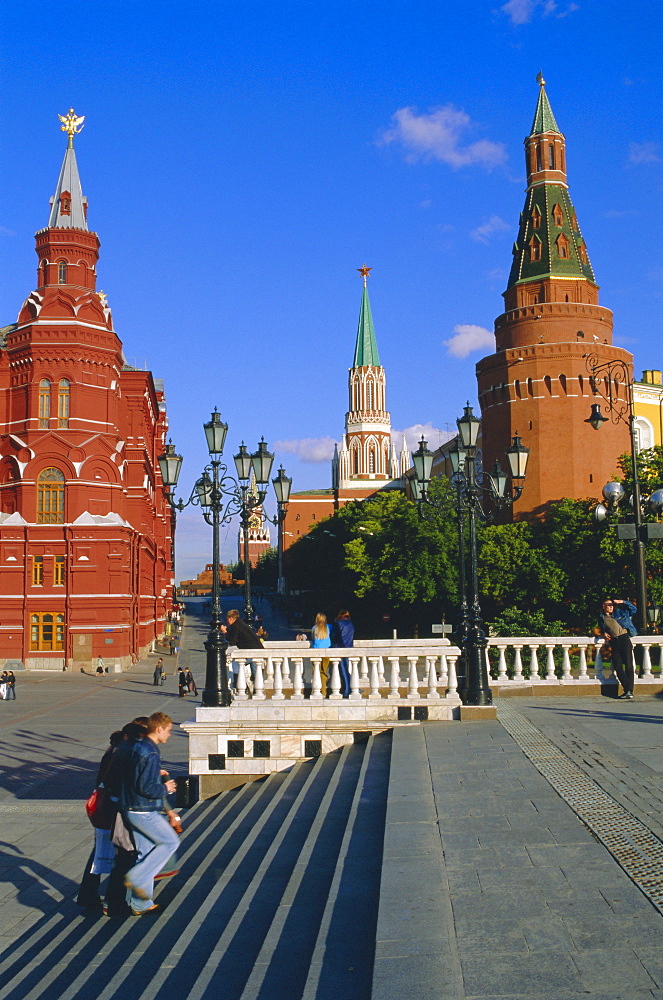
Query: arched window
352 449 359 475
544 375 552 395
634 417 655 453
369 450 376 474
515 380 522 399
37 468 65 524
556 234 569 259
366 380 374 410
41 259 48 286
559 374 567 395
39 379 51 428
548 144 555 168
527 378 534 397
552 204 563 227
529 237 542 262
58 379 70 428
58 261 67 284
536 146 542 172
531 206 541 229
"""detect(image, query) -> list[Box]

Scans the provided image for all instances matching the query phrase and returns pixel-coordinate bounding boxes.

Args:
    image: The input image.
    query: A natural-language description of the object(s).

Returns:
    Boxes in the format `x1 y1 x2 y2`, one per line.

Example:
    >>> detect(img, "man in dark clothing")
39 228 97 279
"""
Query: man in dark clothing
220 609 263 691
331 610 354 698
599 598 635 699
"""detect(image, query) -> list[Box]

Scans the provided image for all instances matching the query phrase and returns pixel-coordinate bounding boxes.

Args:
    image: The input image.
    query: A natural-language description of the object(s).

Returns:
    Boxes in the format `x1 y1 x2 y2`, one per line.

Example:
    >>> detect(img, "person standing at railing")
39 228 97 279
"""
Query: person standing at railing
599 598 636 700
311 613 332 698
331 610 354 698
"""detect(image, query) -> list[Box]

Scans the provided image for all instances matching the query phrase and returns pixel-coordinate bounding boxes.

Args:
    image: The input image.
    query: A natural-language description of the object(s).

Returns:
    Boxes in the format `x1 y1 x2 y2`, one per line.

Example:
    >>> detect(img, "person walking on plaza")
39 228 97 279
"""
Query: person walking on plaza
310 613 332 698
0 671 7 700
185 667 197 696
6 670 16 699
153 658 165 687
169 637 177 656
120 711 180 916
599 598 636 699
331 610 354 698
77 729 125 912
177 666 187 698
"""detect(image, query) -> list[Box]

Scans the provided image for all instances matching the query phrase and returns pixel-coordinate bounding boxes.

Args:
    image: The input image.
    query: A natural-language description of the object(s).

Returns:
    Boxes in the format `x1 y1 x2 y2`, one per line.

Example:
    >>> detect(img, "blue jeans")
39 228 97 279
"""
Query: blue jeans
124 811 179 912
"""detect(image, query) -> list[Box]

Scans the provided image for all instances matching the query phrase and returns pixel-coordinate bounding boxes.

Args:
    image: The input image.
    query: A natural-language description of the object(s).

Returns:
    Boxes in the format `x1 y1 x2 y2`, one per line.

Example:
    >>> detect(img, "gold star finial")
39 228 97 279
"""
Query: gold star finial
58 108 85 147
357 264 372 287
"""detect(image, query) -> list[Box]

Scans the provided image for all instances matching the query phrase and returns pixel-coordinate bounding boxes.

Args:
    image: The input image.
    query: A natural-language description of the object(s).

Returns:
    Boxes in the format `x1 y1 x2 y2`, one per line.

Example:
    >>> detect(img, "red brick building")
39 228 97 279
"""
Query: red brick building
476 79 630 518
0 112 174 670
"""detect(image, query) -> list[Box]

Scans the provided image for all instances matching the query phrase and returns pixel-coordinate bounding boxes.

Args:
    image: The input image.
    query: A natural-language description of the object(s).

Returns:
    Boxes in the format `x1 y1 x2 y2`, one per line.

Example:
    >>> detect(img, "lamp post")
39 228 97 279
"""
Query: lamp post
583 354 662 631
158 413 283 706
412 404 529 706
262 466 292 596
234 439 275 623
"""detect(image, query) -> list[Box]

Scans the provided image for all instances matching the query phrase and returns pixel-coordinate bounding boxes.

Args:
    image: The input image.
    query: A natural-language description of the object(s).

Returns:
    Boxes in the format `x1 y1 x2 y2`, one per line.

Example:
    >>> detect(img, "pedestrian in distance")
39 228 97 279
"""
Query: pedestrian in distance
119 712 180 916
0 670 7 700
169 637 177 656
599 598 636 699
96 656 105 676
178 666 187 698
185 667 197 696
331 610 354 698
310 613 332 698
6 670 16 700
153 658 165 687
220 609 263 691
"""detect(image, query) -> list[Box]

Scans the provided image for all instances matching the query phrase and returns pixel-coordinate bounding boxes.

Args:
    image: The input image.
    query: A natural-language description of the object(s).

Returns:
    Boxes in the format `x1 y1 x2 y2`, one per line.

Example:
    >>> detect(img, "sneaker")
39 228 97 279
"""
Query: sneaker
624 691 634 700
154 869 180 881
124 879 150 901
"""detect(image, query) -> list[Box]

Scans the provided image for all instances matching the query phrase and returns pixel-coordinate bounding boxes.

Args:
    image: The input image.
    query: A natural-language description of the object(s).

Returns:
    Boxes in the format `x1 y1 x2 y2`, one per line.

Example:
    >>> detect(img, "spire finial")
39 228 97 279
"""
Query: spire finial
536 71 545 87
58 108 85 148
357 264 372 287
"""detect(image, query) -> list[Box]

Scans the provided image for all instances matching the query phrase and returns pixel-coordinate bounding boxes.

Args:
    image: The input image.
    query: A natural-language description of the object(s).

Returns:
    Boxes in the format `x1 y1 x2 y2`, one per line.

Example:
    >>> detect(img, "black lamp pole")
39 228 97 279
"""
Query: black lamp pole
412 404 529 706
158 414 282 707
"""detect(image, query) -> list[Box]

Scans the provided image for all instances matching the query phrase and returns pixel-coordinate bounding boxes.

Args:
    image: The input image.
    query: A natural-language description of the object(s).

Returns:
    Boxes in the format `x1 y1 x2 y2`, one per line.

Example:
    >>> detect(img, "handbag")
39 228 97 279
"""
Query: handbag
85 786 116 830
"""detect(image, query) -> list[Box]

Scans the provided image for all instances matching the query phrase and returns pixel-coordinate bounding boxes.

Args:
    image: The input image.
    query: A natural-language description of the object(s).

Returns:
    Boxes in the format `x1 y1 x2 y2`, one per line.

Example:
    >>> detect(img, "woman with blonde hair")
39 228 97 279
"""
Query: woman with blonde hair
311 613 332 698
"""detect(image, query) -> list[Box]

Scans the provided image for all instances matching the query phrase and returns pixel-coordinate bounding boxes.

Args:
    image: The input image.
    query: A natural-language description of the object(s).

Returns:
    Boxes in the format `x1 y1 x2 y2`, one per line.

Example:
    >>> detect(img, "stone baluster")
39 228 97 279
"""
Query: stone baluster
578 645 588 680
378 655 386 686
545 644 556 680
349 658 361 698
329 659 342 699
369 658 381 698
272 657 285 700
310 657 323 700
407 656 419 699
359 655 370 686
513 645 524 681
528 644 540 682
281 656 291 686
265 656 274 687
439 653 448 686
292 658 304 698
446 655 458 697
561 644 572 681
641 643 653 679
253 658 266 700
235 659 248 701
387 656 401 699
496 645 508 682
426 658 440 699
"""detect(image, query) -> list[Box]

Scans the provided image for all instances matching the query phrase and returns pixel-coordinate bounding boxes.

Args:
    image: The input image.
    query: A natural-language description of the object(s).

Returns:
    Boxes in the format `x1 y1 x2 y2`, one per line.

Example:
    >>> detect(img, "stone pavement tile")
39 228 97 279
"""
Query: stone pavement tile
445 868 481 894
476 866 570 893
372 955 464 1000
638 948 663 988
526 843 615 867
374 935 449 959
572 948 658 993
460 950 584 996
522 920 576 953
381 820 442 859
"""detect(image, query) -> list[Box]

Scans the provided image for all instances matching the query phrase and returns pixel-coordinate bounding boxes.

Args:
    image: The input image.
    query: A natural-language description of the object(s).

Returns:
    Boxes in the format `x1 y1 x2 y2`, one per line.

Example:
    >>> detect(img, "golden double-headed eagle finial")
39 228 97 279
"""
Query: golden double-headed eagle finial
357 264 372 287
58 109 85 145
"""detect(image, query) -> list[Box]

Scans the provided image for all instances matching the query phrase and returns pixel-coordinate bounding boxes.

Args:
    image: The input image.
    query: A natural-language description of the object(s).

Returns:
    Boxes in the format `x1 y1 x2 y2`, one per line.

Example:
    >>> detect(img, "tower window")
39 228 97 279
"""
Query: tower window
59 191 71 216
58 379 70 428
58 262 67 284
529 238 542 262
366 381 374 410
54 555 65 586
369 450 375 474
548 144 555 169
37 468 65 524
556 234 569 259
536 146 542 172
32 556 43 586
39 379 51 428
41 260 48 286
531 207 541 229
552 204 563 226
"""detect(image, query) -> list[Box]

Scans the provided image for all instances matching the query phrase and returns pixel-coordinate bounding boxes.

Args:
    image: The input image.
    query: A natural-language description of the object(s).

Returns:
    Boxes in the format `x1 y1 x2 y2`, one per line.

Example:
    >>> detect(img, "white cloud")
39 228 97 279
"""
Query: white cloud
274 436 337 463
628 142 661 166
0 226 16 236
471 215 510 244
380 105 507 170
394 423 455 453
501 0 578 23
444 324 495 359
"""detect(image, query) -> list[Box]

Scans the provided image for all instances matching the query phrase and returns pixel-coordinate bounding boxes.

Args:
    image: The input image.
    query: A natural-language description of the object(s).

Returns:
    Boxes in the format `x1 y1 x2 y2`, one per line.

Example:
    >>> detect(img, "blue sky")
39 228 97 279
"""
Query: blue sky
0 1 660 579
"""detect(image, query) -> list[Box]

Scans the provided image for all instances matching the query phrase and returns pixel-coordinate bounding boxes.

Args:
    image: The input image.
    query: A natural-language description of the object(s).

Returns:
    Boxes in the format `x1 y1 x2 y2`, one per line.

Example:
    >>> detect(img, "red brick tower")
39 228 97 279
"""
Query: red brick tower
0 110 174 670
476 78 630 517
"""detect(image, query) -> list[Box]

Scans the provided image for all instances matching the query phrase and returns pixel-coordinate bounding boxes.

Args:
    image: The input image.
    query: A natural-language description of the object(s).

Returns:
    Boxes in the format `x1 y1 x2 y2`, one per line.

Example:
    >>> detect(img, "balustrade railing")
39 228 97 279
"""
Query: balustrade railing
221 636 662 702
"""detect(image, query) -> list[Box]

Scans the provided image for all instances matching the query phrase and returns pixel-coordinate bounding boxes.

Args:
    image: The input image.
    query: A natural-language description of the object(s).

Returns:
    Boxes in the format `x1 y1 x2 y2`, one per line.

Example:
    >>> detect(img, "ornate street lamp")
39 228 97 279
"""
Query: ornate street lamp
584 354 657 630
233 439 275 623
263 466 293 595
158 412 288 706
413 404 529 706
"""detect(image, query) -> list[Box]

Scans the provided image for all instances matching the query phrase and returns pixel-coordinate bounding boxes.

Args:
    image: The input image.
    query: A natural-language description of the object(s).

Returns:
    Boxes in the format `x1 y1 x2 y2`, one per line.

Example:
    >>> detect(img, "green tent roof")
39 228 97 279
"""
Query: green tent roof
353 285 380 368
530 79 562 136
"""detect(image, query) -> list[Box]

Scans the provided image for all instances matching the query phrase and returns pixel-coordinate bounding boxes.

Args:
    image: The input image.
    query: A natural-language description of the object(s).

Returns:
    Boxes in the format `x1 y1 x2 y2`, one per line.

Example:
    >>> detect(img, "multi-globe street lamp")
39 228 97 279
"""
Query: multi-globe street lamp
158 410 290 707
584 354 663 631
412 404 529 706
261 466 292 596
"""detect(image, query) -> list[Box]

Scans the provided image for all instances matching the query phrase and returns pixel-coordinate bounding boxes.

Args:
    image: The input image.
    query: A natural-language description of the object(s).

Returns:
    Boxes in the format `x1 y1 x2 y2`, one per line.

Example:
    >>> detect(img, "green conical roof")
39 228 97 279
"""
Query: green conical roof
530 77 562 136
507 184 595 288
353 285 380 367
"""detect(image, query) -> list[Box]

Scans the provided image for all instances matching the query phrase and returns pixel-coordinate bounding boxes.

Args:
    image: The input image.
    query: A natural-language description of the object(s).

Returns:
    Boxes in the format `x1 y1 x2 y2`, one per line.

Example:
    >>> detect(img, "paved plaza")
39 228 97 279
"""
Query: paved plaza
0 605 662 998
